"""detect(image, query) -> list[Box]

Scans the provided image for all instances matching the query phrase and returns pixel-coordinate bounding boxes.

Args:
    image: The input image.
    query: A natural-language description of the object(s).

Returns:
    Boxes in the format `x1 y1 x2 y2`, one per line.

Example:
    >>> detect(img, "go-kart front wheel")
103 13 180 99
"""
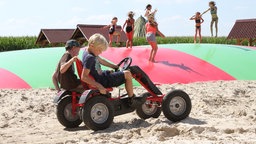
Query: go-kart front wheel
56 96 82 128
162 90 191 122
136 92 161 119
82 96 114 131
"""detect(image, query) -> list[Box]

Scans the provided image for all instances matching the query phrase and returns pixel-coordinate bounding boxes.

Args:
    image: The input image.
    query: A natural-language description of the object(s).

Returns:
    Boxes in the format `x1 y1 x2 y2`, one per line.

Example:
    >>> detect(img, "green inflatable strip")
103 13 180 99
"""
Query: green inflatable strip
159 44 256 80
0 48 63 88
0 48 139 88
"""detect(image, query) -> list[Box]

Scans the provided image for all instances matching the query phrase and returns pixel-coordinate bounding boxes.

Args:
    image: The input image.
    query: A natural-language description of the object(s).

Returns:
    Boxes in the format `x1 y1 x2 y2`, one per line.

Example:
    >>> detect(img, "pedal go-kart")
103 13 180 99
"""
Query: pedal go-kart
53 57 192 131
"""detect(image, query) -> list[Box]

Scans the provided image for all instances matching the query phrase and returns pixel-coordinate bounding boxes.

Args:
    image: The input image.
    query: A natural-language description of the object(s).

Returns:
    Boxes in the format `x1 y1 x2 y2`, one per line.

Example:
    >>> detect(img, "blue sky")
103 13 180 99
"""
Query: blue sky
0 0 255 36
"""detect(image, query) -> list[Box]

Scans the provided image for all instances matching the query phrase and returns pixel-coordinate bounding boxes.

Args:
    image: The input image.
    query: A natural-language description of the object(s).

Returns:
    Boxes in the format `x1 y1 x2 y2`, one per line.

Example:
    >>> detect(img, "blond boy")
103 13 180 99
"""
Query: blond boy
81 34 141 106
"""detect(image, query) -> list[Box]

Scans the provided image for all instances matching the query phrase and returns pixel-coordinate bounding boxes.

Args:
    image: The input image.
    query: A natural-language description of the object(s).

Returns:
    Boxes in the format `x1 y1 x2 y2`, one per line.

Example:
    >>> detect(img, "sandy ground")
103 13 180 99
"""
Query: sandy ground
0 80 256 144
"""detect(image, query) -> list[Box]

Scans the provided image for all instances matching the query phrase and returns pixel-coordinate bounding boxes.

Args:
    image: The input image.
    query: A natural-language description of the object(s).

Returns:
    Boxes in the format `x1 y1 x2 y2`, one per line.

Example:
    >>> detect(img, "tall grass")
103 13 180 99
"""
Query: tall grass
133 36 239 46
0 36 252 52
0 36 39 52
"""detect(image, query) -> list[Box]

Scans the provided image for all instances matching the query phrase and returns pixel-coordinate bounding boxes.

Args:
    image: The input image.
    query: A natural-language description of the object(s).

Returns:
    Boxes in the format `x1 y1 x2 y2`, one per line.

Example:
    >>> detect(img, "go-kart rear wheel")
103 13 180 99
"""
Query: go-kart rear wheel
136 92 161 119
82 96 114 131
56 96 82 128
162 90 191 122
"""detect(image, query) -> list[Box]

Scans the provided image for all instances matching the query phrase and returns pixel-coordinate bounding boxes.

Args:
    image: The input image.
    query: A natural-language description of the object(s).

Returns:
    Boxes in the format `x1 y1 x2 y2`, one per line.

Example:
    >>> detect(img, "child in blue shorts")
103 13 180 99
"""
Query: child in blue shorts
81 33 141 106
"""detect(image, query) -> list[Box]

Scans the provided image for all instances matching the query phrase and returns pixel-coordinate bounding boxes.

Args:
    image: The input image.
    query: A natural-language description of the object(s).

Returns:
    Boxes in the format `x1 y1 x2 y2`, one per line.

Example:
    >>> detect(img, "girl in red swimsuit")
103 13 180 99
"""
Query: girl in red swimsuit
122 11 135 48
190 12 204 43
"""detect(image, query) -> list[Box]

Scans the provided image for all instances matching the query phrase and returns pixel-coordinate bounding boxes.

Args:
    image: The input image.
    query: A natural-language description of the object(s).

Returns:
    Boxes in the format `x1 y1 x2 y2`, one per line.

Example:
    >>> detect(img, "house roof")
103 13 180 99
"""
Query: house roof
36 29 75 45
227 19 256 39
71 24 127 44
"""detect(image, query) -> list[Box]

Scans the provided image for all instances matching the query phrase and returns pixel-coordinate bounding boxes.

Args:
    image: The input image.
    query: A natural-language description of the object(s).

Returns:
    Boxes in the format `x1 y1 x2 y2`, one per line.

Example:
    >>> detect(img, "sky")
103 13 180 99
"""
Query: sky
0 0 255 37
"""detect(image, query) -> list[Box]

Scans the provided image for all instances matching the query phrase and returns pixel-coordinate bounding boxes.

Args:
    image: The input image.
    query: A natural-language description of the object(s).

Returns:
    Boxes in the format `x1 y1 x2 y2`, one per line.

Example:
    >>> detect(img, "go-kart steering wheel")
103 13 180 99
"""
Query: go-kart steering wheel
115 57 132 71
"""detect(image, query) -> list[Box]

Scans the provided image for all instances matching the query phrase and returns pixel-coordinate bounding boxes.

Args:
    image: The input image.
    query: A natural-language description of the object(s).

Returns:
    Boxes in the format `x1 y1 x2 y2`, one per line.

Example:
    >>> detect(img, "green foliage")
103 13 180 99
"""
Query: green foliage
0 36 39 52
0 36 251 52
133 36 239 46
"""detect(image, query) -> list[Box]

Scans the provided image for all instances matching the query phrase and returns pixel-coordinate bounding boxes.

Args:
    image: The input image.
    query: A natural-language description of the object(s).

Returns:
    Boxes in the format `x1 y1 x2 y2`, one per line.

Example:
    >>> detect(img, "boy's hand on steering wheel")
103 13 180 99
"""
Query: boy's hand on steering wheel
114 64 119 72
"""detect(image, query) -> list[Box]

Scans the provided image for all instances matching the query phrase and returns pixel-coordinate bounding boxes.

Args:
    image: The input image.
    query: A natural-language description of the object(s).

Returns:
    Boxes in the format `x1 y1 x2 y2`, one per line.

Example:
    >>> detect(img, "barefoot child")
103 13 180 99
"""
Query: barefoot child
190 12 204 43
81 33 143 107
145 13 165 62
201 1 218 37
122 11 135 48
144 4 157 18
103 17 121 47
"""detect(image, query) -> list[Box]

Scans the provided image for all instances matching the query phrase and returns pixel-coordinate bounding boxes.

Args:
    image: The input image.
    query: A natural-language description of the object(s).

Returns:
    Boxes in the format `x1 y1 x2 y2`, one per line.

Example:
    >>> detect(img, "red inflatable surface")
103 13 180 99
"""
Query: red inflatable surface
0 68 31 89
101 47 235 84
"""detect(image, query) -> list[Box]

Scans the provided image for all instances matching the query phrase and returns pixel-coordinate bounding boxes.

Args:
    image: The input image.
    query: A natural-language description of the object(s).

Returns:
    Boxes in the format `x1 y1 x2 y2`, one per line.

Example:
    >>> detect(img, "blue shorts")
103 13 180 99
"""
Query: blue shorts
100 71 125 88
146 33 156 42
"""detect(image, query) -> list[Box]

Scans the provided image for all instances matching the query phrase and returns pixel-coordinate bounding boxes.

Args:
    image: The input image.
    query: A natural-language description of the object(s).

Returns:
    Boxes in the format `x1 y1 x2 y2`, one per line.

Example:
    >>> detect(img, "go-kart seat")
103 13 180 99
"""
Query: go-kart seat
129 66 162 95
75 59 113 91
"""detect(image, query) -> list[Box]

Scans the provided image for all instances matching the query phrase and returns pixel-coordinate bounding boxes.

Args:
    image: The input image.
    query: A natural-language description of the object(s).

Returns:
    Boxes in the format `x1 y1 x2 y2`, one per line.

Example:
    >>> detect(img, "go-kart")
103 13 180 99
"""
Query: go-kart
53 57 192 131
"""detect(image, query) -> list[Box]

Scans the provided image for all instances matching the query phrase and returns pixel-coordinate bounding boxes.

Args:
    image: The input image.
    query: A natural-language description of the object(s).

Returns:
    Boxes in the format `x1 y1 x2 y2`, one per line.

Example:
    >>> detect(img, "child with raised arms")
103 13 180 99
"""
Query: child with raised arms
190 12 204 43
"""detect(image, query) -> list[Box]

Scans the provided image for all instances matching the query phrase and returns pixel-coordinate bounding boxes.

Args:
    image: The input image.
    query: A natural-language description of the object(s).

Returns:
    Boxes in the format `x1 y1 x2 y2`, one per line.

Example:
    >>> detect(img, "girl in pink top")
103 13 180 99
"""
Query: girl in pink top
145 14 165 62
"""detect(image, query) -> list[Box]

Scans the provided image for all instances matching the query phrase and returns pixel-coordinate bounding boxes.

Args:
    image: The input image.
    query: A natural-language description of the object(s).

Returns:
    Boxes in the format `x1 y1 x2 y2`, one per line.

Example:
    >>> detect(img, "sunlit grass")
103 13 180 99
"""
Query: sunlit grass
0 36 250 52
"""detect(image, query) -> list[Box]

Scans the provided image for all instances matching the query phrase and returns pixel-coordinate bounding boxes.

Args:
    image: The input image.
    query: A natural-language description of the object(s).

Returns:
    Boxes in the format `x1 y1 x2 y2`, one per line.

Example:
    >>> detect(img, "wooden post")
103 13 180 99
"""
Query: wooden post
236 39 241 45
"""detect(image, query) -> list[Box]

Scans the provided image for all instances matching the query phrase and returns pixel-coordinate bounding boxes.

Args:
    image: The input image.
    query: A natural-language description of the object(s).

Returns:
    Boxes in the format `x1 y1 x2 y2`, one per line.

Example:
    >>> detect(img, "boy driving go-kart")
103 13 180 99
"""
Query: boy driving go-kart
81 33 143 107
53 34 192 131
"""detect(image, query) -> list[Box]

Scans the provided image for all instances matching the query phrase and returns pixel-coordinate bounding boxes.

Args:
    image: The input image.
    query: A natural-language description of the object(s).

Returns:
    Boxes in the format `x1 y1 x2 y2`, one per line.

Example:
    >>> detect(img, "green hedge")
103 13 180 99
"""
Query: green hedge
0 36 251 52
0 36 39 52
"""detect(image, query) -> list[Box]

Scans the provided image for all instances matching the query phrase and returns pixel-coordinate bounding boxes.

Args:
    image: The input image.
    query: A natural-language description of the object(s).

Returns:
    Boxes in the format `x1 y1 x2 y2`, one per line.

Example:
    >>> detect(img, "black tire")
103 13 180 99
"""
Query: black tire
162 90 191 122
136 92 162 119
82 96 114 131
56 96 82 128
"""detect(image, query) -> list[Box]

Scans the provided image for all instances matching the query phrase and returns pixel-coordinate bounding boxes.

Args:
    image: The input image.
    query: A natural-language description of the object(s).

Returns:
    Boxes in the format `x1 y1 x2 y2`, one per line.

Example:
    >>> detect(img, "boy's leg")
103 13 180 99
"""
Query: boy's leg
123 71 134 97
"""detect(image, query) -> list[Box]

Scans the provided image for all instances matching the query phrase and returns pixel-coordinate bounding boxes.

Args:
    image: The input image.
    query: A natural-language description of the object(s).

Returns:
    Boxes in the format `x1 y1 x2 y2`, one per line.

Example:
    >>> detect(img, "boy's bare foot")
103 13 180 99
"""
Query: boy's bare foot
128 95 145 108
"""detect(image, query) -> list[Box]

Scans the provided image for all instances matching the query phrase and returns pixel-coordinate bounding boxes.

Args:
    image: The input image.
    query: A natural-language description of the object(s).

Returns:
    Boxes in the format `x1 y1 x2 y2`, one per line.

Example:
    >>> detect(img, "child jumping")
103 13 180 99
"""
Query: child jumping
103 17 121 47
201 1 218 37
144 4 157 18
145 13 165 62
81 33 143 107
190 12 204 43
122 11 135 48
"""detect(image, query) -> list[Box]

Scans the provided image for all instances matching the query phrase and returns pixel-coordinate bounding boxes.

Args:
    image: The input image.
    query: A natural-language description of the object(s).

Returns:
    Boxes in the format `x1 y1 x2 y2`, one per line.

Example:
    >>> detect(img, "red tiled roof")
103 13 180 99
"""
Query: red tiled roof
71 24 127 43
227 19 256 39
36 29 75 45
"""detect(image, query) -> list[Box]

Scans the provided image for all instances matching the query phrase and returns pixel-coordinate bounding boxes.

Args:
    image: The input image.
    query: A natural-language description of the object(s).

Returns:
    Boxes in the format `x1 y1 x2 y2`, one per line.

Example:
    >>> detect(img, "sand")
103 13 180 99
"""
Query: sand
0 80 256 144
